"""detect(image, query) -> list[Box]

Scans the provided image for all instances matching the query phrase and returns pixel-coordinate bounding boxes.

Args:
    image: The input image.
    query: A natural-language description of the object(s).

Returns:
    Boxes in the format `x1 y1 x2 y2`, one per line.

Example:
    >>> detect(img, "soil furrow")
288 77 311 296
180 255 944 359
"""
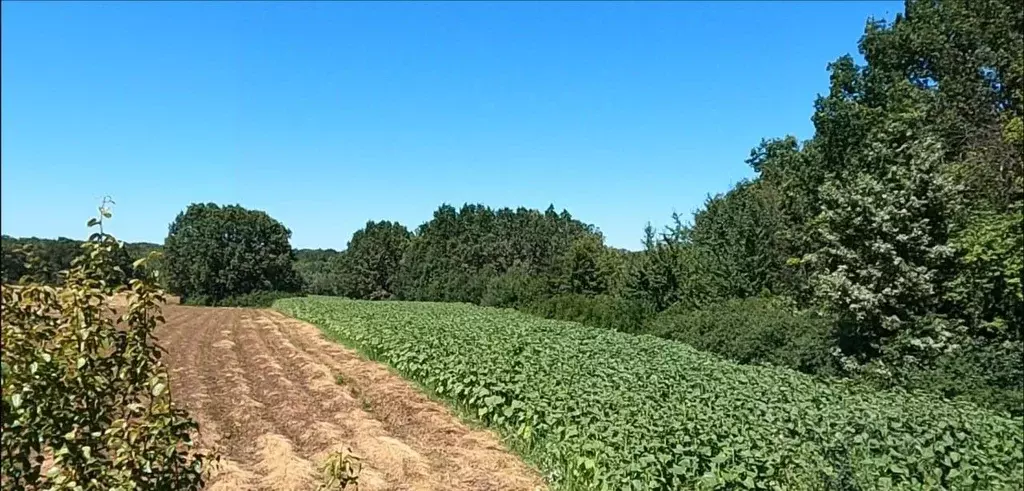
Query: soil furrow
261 311 541 490
156 305 543 491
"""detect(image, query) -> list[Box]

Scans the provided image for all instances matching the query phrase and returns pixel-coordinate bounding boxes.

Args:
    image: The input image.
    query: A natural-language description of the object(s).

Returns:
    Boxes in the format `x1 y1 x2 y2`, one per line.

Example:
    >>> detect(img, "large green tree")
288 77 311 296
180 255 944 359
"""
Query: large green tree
689 180 798 300
806 136 960 366
294 248 345 296
554 234 608 296
802 0 1022 362
397 204 599 304
163 203 301 302
613 0 1022 413
337 220 410 300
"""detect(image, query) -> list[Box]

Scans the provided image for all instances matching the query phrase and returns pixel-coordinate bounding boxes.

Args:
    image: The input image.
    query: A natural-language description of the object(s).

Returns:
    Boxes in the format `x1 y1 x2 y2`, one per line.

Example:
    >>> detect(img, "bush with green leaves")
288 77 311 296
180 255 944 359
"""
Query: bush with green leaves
523 293 655 334
479 265 549 309
1 235 162 287
1 206 206 490
276 297 1024 490
645 297 839 377
182 289 301 308
870 338 1024 417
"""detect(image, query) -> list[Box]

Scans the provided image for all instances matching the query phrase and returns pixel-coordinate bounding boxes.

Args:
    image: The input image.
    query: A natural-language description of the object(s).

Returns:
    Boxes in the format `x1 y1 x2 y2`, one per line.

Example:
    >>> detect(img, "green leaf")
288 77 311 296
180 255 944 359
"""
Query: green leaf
483 395 504 407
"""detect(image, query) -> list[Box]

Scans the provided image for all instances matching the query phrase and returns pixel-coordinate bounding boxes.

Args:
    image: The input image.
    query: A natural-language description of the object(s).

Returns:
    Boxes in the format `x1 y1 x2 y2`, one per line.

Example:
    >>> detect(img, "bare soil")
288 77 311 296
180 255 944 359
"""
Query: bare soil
156 305 545 491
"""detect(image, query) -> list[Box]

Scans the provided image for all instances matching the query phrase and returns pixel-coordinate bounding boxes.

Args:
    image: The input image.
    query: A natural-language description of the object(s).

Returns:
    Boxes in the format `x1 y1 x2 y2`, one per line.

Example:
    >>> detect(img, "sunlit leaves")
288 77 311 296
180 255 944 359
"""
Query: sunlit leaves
1 210 207 490
278 297 1024 490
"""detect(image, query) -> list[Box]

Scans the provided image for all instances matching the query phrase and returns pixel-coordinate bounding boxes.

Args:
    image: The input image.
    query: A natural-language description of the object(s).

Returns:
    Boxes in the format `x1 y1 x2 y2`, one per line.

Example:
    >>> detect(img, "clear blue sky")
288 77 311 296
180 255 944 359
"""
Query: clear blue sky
2 1 903 251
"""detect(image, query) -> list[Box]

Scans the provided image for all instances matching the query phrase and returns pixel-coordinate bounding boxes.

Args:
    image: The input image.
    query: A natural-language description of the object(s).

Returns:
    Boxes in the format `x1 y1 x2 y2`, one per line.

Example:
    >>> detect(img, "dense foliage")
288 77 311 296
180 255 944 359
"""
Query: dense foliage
523 294 655 334
180 290 301 308
277 297 1024 491
291 203 610 306
163 203 301 304
398 204 602 303
645 298 838 376
334 220 410 300
294 248 346 296
1 235 162 286
1 208 205 489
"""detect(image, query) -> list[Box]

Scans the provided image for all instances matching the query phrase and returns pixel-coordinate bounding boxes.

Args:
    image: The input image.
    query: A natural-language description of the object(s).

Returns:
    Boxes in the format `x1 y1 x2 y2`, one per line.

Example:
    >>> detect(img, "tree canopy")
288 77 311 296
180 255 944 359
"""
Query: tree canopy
163 203 301 303
628 0 1023 411
1 235 160 286
335 220 410 300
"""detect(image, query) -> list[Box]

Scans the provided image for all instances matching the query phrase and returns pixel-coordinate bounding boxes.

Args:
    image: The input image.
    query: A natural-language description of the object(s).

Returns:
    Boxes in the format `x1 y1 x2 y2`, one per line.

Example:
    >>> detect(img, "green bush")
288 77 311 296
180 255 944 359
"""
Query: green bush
645 297 839 376
1 207 206 489
183 290 300 307
277 297 1024 490
874 339 1024 417
523 293 655 334
648 298 1024 416
480 266 549 308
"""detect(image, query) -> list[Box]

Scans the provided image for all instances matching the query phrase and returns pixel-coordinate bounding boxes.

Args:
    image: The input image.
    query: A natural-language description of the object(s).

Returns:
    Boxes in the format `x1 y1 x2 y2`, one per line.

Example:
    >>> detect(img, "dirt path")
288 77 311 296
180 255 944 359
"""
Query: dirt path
156 305 545 491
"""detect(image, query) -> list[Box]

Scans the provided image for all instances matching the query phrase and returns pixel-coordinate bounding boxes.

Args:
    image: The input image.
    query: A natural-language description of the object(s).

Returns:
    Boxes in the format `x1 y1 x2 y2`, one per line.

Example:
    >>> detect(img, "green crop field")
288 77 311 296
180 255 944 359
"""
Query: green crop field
275 297 1024 490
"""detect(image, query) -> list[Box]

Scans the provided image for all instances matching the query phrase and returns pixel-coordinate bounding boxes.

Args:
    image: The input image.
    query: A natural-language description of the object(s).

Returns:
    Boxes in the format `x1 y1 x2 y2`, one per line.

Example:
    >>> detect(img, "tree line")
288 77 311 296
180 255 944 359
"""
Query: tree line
1 235 162 285
290 0 1024 415
2 0 1019 414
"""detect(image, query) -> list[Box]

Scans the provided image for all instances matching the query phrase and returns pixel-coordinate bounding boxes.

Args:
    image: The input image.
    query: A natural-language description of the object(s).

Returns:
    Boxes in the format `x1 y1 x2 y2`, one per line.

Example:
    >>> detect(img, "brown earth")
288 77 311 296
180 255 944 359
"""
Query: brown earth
156 305 545 491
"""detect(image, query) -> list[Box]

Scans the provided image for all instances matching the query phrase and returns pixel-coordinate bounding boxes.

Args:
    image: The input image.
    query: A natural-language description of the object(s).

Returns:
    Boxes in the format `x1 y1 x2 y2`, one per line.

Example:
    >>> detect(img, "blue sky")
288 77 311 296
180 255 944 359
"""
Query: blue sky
1 1 903 251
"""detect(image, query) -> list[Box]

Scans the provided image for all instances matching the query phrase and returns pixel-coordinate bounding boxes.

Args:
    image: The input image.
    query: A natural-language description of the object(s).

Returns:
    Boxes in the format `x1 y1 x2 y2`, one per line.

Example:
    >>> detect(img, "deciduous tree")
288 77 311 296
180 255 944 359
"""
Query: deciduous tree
163 203 300 303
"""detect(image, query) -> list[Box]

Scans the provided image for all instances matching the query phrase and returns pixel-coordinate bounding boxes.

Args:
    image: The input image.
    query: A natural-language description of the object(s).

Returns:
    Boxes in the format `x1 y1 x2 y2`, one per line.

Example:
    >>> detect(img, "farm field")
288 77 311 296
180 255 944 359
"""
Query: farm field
155 303 543 491
4 2 1022 490
276 297 1024 491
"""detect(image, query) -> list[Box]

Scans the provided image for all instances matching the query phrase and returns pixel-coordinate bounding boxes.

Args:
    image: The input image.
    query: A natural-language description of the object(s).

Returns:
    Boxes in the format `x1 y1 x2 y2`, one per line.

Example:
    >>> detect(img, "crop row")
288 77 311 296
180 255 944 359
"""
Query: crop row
275 297 1024 490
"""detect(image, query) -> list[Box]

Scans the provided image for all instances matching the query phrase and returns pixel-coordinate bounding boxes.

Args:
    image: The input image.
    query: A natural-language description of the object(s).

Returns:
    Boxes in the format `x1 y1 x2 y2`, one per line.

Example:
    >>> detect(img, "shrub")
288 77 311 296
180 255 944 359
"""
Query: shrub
645 297 839 376
648 298 1024 416
1 235 161 287
1 206 206 489
180 293 214 307
183 290 301 307
522 293 655 334
479 265 548 308
277 297 1024 490
317 448 361 490
870 338 1024 417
